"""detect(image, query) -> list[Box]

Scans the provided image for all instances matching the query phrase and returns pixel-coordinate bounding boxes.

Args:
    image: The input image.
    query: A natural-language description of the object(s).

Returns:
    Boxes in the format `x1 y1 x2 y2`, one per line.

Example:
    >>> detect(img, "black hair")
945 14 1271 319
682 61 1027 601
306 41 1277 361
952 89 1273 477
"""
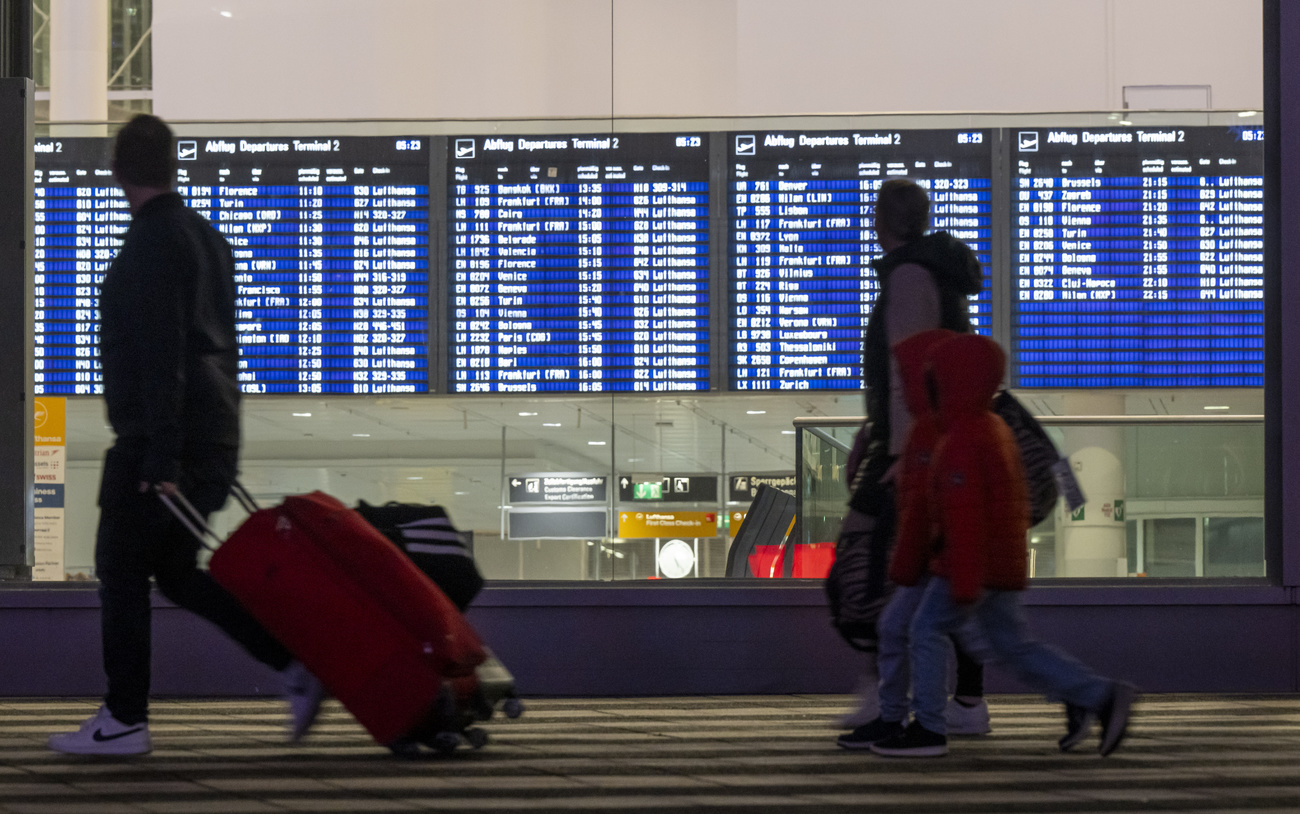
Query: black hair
112 114 175 188
876 178 930 243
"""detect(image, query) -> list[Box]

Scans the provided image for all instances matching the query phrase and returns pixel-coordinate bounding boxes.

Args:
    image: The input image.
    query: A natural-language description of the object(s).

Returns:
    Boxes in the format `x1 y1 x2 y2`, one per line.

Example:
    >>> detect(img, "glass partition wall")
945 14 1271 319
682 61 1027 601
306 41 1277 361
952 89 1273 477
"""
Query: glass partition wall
796 412 1267 582
36 110 1266 582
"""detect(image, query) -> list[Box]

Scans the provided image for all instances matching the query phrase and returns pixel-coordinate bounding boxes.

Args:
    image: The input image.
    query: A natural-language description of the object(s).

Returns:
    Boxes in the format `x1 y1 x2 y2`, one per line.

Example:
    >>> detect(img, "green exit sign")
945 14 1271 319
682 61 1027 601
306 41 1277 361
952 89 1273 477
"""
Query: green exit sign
633 482 663 500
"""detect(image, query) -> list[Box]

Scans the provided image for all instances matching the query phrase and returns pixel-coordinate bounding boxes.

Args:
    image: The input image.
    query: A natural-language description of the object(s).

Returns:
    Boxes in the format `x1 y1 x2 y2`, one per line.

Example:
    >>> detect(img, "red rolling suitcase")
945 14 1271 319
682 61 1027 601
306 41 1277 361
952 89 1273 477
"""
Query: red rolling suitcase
166 488 488 749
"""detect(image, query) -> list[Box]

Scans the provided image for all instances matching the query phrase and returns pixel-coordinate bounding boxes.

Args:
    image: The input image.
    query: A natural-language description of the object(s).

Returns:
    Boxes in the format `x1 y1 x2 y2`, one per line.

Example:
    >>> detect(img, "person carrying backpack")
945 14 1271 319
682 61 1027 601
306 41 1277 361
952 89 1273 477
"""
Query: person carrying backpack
831 179 988 739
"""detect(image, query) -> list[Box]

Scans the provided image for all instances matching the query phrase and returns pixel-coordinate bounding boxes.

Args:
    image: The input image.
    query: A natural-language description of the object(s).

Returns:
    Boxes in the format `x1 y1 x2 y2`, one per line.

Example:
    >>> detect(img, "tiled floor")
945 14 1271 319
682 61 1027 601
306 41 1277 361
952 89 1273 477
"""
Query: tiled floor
0 694 1297 812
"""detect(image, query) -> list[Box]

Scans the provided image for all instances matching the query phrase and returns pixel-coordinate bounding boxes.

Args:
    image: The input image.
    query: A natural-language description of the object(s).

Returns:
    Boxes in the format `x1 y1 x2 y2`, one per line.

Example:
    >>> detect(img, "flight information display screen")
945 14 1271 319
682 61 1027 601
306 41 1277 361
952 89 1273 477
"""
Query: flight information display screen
1011 126 1264 387
33 135 430 395
727 129 993 391
448 132 709 393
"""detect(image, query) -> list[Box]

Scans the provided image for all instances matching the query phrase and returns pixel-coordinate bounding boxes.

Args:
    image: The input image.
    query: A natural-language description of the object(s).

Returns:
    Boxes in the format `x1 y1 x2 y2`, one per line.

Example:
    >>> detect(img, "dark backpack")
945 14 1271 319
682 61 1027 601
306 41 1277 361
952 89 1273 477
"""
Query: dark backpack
992 391 1085 526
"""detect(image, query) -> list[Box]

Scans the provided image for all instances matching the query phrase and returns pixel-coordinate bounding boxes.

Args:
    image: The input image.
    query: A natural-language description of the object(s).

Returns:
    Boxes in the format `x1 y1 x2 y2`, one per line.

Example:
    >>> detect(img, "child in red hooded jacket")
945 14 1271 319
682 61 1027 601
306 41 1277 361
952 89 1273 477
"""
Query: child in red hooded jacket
837 329 987 750
869 332 1136 759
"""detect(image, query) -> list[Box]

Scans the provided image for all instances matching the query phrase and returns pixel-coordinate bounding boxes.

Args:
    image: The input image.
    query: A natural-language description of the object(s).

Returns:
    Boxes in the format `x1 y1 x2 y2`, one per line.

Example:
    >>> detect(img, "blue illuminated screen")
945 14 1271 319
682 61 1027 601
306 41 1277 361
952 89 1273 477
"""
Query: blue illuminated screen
1012 126 1264 387
448 133 709 393
33 136 430 395
727 129 993 391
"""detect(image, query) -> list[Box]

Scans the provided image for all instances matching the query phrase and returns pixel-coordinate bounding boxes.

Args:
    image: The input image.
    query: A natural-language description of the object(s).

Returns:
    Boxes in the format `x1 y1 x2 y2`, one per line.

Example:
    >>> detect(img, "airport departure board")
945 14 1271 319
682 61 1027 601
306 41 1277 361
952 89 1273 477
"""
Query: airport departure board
447 133 709 393
727 130 993 391
31 125 1272 398
1011 126 1264 387
33 136 430 395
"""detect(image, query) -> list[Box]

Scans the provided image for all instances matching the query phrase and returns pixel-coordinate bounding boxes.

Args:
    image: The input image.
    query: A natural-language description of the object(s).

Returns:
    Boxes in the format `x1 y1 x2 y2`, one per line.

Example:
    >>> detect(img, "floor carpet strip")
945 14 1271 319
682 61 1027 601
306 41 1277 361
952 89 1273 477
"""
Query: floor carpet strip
0 694 1292 812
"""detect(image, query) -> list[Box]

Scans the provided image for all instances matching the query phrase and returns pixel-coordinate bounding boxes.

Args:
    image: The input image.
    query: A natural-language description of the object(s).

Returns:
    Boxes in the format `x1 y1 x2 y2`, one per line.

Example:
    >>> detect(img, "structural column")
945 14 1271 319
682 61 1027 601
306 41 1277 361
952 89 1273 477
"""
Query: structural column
1056 394 1128 577
0 0 35 578
49 0 107 125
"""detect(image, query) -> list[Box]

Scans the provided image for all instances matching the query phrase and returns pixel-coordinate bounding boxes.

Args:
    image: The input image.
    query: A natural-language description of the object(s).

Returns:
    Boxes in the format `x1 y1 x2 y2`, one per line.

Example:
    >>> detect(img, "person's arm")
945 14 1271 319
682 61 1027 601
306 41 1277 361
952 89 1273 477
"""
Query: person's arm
131 228 189 487
884 264 940 455
888 442 932 587
938 437 987 605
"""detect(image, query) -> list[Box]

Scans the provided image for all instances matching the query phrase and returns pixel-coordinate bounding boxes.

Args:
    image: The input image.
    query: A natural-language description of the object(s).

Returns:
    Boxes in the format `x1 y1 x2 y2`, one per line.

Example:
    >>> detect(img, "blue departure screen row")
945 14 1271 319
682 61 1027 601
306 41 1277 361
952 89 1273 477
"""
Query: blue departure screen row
33 136 430 395
447 133 710 393
32 127 1266 394
1012 127 1264 387
728 129 993 390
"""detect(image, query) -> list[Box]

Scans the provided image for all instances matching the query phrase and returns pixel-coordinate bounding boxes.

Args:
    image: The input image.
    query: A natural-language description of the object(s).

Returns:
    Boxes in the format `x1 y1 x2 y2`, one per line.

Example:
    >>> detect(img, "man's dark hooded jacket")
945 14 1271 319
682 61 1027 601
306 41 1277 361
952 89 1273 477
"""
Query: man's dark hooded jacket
849 231 982 515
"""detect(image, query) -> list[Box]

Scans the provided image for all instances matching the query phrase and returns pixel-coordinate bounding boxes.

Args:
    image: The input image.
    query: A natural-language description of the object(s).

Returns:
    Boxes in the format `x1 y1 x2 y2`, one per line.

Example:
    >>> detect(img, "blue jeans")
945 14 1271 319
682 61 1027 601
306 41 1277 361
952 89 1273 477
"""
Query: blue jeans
877 577 985 724
909 576 1112 734
876 582 926 723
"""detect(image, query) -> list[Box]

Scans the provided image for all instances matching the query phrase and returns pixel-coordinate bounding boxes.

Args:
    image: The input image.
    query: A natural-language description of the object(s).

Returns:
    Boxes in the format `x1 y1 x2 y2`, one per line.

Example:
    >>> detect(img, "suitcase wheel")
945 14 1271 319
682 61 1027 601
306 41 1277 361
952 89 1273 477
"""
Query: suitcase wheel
428 731 460 755
464 727 489 750
387 737 422 759
503 697 525 719
471 692 495 721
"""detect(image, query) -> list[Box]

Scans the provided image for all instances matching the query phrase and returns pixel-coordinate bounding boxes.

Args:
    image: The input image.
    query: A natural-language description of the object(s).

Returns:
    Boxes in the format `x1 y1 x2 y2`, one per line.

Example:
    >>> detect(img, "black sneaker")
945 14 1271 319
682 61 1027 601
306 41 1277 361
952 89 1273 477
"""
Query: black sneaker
1058 702 1093 752
836 717 905 750
1098 681 1138 757
869 720 948 757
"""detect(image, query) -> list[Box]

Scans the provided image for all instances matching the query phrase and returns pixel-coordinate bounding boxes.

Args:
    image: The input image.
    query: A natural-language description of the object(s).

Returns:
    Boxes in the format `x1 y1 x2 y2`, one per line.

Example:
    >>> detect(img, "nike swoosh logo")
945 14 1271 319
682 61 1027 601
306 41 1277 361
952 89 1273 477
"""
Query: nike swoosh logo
93 726 143 742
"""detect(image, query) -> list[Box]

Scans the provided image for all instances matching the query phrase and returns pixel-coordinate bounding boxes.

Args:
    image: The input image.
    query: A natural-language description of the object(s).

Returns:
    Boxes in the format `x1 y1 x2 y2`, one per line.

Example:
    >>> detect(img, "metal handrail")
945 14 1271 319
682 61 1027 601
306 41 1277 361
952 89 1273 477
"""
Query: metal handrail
795 414 1264 429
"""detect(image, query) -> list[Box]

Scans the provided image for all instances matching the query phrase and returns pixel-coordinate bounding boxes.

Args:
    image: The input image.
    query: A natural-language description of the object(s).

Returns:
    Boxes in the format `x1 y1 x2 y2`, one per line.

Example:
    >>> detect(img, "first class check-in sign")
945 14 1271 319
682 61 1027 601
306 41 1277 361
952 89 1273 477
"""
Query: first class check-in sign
619 510 717 539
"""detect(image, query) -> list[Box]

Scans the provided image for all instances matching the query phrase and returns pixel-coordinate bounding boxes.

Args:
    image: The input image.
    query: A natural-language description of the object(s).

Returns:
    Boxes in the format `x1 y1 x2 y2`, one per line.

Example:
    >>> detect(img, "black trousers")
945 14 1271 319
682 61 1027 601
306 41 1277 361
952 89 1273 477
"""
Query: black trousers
953 640 985 698
95 442 292 724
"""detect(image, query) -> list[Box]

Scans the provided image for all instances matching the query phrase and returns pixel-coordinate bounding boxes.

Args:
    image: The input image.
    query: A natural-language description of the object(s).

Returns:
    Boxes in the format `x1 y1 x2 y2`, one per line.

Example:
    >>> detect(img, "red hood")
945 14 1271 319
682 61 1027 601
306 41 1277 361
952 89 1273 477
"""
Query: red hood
929 333 1006 423
892 329 956 421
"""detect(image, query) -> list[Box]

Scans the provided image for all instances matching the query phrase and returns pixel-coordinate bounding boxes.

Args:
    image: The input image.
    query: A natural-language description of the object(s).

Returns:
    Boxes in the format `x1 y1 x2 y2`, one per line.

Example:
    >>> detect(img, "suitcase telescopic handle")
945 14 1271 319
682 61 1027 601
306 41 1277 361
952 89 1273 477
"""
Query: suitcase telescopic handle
230 481 260 514
156 481 260 552
156 488 223 552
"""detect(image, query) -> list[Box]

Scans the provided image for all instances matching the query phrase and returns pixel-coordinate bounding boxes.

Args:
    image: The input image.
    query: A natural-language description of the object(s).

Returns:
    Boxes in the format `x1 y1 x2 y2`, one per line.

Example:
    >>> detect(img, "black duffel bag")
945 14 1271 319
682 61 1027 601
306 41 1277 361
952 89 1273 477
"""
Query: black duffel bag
356 500 485 611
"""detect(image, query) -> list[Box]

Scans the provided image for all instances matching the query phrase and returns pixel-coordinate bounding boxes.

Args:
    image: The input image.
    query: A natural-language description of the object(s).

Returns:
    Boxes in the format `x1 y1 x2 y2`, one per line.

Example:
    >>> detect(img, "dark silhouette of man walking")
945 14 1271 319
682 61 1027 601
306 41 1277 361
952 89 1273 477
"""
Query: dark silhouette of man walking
48 115 323 755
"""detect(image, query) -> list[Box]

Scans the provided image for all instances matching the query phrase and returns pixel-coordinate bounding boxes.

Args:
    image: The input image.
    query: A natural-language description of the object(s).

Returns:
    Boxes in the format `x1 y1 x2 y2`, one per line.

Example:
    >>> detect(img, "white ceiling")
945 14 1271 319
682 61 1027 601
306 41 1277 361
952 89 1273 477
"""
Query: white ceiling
63 388 1264 473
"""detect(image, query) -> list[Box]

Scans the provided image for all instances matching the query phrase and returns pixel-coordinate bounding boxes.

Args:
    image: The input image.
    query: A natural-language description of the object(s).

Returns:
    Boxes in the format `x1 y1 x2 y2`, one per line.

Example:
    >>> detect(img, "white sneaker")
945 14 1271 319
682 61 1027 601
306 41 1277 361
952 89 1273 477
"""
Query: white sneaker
945 697 992 735
283 660 327 742
835 662 881 729
47 706 151 756
836 690 881 729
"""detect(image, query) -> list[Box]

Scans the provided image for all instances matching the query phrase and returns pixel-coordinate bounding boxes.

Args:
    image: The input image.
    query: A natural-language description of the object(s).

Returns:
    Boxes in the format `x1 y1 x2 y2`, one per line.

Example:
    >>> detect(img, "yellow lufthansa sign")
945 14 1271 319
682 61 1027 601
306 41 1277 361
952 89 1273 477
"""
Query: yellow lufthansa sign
34 397 65 447
728 510 747 538
618 510 718 539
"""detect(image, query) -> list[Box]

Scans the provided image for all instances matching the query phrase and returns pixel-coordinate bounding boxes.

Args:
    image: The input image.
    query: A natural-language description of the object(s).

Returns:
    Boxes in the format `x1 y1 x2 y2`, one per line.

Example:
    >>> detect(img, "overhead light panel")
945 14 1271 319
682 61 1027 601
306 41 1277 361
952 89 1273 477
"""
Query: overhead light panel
542 422 562 427
1239 110 1258 117
588 440 606 446
518 411 538 417
747 410 767 415
292 412 311 417
352 433 370 437
781 430 796 435
1204 405 1230 410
